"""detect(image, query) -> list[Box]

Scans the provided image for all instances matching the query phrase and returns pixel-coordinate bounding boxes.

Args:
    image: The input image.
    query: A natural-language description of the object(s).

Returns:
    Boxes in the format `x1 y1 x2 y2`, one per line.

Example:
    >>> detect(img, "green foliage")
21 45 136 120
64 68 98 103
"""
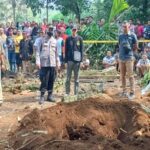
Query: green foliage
51 13 64 21
25 0 91 21
79 0 129 69
25 0 44 16
55 0 91 21
127 0 150 22
140 71 150 87
109 0 129 23
79 22 118 69
80 23 100 40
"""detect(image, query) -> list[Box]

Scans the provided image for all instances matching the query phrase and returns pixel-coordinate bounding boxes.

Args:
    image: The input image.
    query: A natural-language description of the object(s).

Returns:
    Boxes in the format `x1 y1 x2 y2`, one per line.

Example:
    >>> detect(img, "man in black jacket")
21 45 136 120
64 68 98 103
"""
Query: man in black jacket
20 31 33 74
65 25 83 95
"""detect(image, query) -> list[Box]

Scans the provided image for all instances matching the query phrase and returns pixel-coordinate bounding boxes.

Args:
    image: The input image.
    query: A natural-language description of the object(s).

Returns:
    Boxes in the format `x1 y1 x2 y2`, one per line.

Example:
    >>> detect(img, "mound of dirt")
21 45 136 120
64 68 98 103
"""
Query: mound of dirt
9 95 150 150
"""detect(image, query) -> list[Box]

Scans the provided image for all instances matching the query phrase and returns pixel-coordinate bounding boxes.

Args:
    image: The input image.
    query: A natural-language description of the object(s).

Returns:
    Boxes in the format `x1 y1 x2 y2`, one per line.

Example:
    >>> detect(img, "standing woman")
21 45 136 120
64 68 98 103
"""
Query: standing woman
0 38 6 105
6 28 16 72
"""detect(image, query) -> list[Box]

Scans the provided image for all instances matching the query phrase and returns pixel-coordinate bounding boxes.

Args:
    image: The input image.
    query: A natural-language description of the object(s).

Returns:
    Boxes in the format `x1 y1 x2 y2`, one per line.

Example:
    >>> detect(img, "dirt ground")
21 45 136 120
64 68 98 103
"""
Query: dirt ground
0 78 150 150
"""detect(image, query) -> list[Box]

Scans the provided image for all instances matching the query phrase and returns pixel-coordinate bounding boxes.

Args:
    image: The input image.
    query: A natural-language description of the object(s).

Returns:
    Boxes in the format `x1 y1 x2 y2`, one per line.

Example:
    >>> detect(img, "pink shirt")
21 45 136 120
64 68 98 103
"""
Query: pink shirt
136 25 144 38
41 24 47 33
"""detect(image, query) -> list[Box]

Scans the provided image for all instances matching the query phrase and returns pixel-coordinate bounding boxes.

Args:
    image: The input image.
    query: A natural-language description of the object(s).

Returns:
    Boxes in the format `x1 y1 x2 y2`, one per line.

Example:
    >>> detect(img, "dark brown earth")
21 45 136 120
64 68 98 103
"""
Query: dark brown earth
9 95 150 150
0 77 150 150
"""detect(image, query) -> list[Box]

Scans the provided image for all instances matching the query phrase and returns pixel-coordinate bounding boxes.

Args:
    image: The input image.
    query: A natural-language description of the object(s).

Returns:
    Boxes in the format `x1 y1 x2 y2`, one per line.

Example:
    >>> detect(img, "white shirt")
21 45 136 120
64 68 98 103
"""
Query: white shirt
137 59 150 67
103 56 115 65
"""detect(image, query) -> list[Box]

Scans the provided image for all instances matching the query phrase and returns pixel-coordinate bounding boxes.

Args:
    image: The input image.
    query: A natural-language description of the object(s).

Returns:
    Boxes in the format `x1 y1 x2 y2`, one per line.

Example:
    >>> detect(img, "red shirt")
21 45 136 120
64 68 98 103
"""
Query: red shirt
61 34 68 54
57 23 66 30
136 25 144 38
41 24 47 33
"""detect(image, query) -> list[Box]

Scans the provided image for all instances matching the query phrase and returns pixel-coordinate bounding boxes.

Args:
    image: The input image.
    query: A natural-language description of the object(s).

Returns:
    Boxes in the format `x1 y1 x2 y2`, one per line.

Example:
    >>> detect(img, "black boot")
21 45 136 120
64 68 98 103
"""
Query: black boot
39 92 45 105
47 92 55 102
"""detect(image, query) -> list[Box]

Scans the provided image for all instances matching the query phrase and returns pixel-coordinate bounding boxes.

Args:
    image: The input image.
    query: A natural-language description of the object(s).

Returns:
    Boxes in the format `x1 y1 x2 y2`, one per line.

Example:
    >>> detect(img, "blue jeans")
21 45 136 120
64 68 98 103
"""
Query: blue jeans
8 50 16 72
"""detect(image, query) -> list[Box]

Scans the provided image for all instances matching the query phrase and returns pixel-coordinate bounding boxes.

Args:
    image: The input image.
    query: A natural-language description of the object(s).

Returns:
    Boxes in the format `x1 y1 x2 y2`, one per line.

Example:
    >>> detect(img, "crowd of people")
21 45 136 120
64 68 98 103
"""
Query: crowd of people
0 17 150 105
0 18 86 105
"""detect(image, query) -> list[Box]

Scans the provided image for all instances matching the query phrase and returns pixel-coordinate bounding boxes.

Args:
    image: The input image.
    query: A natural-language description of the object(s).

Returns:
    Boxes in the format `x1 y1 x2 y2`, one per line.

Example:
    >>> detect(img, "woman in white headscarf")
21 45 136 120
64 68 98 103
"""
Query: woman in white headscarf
0 38 5 105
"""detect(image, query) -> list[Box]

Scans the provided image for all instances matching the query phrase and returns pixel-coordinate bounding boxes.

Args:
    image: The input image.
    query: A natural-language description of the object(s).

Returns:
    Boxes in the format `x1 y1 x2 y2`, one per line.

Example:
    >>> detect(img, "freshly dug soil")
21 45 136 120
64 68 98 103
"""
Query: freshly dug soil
9 95 150 150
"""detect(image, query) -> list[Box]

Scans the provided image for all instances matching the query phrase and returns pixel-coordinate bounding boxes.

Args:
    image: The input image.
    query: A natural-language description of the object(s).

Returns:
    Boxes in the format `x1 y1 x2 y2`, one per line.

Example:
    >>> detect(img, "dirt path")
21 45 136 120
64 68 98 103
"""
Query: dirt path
0 92 58 149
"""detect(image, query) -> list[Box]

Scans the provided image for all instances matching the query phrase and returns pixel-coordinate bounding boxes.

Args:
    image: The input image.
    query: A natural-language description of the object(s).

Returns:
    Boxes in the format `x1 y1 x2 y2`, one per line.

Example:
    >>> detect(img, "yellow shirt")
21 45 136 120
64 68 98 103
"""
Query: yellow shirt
14 35 23 53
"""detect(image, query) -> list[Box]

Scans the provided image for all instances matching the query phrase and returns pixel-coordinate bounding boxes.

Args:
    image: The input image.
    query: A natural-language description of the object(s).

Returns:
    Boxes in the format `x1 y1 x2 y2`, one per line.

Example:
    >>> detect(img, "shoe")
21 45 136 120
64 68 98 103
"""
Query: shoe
128 93 135 100
119 92 128 98
47 94 55 102
39 96 45 105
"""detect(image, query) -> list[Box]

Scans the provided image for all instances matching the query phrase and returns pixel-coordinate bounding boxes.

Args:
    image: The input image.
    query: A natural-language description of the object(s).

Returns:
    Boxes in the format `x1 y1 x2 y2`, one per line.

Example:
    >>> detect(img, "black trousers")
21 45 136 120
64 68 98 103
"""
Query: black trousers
39 67 56 94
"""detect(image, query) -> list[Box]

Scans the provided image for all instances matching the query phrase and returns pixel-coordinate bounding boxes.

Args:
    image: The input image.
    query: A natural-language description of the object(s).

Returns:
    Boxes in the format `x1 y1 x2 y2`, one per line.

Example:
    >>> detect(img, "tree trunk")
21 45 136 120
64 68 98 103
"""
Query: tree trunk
143 0 148 22
46 0 49 23
12 0 16 23
75 2 81 23
76 13 81 23
13 7 16 23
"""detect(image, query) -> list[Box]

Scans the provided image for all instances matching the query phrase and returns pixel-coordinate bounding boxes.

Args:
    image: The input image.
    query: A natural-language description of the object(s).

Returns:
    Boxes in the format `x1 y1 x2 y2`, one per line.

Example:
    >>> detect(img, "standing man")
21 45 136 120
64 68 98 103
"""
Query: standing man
19 31 33 74
119 21 138 100
36 32 60 104
65 26 83 95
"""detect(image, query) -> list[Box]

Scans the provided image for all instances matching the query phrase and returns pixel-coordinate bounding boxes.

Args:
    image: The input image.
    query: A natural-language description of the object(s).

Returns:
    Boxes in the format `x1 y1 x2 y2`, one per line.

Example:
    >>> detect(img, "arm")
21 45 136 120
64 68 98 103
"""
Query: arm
19 40 23 56
65 37 69 63
29 40 33 56
61 40 65 59
35 41 41 69
111 57 117 66
132 34 138 51
136 60 141 68
55 46 60 70
0 44 6 71
6 38 11 49
80 37 83 62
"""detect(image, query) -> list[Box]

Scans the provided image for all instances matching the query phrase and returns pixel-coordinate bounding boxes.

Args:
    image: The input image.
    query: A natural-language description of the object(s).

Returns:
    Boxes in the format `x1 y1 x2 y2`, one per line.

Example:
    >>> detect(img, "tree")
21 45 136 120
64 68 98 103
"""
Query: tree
55 0 91 22
25 0 55 22
25 0 91 22
109 0 129 23
127 0 150 22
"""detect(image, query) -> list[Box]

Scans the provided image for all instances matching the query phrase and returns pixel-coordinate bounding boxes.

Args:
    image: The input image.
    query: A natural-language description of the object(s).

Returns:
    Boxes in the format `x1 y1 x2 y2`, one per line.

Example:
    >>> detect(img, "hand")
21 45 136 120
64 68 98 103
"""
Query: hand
56 65 60 71
1 65 6 71
36 64 41 70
